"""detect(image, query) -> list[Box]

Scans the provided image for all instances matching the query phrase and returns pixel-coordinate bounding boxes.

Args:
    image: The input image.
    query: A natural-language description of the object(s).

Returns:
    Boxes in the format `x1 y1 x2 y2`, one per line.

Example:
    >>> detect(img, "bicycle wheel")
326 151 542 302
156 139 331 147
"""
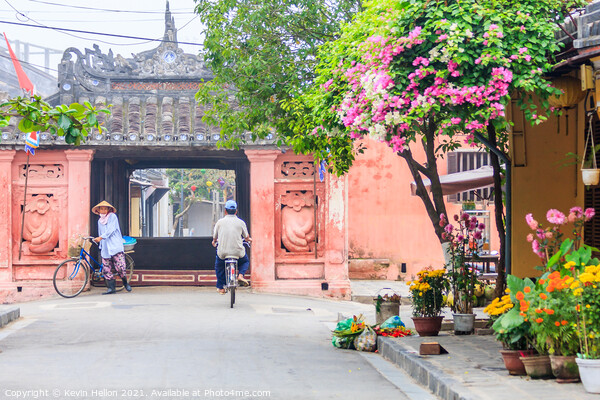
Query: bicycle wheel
115 253 135 292
53 258 89 298
230 286 235 308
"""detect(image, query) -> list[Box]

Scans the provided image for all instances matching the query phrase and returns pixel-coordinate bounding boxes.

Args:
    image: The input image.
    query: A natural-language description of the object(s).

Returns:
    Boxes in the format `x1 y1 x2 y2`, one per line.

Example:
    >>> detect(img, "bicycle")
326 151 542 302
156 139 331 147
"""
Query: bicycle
223 241 250 309
53 236 134 298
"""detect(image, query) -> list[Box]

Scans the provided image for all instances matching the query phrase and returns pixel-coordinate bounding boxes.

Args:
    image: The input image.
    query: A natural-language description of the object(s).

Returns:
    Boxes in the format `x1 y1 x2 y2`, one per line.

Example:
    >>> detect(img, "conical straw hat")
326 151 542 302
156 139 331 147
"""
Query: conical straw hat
92 200 116 214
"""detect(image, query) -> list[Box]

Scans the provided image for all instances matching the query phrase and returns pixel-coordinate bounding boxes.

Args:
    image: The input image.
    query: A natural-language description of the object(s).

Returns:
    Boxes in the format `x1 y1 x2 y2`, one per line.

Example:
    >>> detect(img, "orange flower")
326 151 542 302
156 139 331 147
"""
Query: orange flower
549 271 560 280
576 304 581 312
544 308 555 315
555 321 560 326
547 286 555 293
539 293 548 300
561 320 568 326
519 300 529 312
535 318 544 323
524 286 531 293
516 291 525 301
539 279 545 285
535 308 543 314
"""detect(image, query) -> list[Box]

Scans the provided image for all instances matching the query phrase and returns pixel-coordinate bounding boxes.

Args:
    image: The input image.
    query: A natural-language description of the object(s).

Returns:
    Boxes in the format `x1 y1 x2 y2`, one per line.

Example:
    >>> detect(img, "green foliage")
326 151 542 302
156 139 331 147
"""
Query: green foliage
194 0 362 150
0 95 110 145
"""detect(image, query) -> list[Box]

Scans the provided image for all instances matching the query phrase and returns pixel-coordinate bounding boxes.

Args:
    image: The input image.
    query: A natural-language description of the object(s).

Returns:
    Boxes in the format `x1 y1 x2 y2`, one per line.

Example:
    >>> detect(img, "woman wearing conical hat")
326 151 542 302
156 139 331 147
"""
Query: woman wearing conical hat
92 200 132 294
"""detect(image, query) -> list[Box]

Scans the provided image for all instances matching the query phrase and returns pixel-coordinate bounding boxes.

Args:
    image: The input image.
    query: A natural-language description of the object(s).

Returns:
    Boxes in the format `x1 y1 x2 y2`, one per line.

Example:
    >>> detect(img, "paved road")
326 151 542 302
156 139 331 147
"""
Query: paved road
0 287 429 400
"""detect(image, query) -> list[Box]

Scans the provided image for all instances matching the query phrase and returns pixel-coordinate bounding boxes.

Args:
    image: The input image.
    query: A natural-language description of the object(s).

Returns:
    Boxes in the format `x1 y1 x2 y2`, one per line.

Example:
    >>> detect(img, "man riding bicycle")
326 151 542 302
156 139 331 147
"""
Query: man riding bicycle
212 200 252 295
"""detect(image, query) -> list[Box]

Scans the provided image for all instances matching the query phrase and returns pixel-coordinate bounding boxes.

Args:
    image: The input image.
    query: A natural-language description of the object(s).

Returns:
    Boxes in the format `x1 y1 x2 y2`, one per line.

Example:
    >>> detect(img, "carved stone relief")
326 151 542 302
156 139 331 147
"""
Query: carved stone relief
280 191 316 253
20 164 64 180
281 161 315 178
21 194 60 254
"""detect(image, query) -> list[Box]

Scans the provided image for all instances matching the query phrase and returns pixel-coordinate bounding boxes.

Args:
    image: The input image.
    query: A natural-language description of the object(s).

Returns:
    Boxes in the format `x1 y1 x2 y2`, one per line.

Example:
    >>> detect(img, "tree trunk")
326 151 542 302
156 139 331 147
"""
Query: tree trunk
398 120 449 249
486 125 507 298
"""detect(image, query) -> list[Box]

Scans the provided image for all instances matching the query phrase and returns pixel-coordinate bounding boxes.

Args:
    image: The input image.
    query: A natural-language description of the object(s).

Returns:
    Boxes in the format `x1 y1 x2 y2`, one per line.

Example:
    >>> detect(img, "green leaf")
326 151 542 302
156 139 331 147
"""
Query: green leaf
58 114 71 131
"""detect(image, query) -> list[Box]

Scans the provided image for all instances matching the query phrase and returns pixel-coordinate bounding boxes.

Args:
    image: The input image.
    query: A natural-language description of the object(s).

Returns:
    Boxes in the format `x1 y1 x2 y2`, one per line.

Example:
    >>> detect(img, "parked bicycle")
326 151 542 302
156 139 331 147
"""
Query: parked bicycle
53 236 134 298
223 241 250 308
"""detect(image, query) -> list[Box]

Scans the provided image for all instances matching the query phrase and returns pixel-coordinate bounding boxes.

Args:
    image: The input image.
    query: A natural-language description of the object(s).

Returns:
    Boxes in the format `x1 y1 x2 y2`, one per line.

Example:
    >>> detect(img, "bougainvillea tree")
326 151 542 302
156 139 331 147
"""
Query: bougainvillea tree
286 0 586 294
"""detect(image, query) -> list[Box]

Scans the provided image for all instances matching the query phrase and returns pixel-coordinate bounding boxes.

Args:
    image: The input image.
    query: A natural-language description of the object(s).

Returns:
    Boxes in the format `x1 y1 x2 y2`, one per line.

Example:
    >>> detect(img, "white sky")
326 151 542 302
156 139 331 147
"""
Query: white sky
0 0 204 76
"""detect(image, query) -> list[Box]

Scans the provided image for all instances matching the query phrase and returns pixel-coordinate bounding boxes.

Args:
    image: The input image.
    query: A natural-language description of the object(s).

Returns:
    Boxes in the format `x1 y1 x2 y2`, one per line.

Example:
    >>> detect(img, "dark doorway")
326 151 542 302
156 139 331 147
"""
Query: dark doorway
89 148 250 282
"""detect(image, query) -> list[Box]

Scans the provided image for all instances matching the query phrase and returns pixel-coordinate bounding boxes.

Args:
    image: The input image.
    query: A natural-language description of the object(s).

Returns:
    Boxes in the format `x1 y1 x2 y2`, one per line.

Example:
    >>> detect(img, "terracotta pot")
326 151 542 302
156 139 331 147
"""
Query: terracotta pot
576 358 600 393
411 316 444 337
500 349 535 376
520 355 553 379
550 355 580 383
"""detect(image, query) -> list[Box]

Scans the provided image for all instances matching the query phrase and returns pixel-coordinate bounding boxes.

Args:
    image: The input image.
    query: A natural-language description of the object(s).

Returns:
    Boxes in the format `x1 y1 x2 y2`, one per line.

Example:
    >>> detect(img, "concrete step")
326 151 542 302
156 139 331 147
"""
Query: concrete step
0 306 20 329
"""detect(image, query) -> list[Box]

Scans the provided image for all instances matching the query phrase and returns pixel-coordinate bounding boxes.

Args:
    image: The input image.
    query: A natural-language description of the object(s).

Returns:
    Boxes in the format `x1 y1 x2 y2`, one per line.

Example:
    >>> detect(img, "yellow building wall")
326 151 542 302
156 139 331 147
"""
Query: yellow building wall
510 100 585 278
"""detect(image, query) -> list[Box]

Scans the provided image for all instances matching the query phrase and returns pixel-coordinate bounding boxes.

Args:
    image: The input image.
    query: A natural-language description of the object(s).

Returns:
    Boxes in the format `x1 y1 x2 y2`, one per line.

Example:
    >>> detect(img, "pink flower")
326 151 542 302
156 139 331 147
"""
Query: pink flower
570 207 583 218
518 47 528 54
474 231 482 240
585 208 596 220
445 224 453 234
526 233 534 242
457 234 464 242
532 240 540 254
546 209 566 225
478 223 485 230
451 117 462 124
525 213 538 230
545 231 553 239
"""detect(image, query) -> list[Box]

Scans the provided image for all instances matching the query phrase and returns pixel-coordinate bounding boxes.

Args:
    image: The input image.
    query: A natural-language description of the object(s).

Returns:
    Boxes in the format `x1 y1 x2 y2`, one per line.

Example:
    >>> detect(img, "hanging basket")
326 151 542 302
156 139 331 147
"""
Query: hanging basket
582 114 599 186
548 76 586 108
582 169 600 186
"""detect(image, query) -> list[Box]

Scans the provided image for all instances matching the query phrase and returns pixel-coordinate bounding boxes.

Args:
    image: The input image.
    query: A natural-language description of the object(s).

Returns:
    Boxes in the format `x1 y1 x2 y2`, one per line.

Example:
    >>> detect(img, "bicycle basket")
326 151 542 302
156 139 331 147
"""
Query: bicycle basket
123 236 137 251
67 234 85 257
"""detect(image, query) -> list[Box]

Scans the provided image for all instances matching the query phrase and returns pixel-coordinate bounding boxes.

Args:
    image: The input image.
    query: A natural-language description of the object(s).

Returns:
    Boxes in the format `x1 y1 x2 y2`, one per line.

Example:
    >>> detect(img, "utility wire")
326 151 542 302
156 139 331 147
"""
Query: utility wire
26 0 195 14
3 0 201 47
0 18 202 47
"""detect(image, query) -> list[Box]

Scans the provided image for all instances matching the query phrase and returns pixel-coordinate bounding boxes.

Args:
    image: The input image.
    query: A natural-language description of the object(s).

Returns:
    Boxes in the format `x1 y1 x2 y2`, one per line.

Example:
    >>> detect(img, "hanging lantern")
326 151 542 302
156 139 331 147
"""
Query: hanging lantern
548 76 586 108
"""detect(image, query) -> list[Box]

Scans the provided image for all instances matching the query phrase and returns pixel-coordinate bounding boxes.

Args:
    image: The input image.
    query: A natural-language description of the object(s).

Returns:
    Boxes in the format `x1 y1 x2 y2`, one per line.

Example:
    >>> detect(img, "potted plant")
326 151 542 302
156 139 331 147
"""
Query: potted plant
559 142 600 186
484 290 534 375
575 264 600 393
520 207 598 381
441 212 484 334
409 267 449 336
373 290 402 325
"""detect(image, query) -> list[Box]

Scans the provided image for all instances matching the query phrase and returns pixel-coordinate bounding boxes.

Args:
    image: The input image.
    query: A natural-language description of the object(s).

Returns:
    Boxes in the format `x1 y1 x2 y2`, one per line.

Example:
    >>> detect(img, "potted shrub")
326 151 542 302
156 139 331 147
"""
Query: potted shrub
484 291 534 375
575 264 600 393
440 212 484 334
409 267 449 336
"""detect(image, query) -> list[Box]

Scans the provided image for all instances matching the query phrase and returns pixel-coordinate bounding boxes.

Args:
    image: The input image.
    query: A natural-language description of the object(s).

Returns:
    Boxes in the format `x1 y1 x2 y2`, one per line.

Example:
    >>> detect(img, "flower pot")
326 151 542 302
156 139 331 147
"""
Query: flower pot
452 313 475 335
411 316 444 337
520 355 553 379
499 349 535 376
581 169 600 186
374 300 400 325
550 355 579 383
576 358 600 393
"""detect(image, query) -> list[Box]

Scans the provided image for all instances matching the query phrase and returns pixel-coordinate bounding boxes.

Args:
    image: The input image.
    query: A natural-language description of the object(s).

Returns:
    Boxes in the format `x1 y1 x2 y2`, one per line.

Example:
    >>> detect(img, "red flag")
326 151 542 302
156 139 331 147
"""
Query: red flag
3 33 34 95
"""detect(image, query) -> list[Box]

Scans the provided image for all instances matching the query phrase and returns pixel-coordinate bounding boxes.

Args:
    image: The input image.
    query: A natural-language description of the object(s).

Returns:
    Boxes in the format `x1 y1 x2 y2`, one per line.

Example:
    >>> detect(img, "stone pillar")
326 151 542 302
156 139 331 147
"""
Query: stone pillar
65 150 95 245
324 173 350 298
244 149 280 287
0 151 16 279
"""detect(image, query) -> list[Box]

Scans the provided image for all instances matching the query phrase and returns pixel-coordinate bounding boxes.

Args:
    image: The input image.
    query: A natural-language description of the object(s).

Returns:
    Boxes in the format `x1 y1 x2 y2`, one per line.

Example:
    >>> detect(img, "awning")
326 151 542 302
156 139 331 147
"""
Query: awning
410 165 497 196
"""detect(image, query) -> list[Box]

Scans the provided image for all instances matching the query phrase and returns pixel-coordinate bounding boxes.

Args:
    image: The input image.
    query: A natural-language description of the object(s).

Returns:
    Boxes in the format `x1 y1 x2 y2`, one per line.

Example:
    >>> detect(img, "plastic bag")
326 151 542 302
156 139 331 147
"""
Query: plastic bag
380 315 405 329
332 335 355 349
354 325 377 352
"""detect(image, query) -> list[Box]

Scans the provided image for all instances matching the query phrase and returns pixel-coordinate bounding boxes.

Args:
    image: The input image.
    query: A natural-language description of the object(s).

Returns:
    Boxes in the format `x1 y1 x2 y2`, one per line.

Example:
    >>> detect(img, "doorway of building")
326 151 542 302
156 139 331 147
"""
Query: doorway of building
89 148 250 285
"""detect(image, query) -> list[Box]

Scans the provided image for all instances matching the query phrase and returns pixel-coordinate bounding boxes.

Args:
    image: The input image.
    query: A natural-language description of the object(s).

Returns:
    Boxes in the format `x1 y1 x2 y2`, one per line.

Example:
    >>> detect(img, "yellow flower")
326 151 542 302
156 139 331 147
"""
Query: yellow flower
573 288 583 296
564 261 576 269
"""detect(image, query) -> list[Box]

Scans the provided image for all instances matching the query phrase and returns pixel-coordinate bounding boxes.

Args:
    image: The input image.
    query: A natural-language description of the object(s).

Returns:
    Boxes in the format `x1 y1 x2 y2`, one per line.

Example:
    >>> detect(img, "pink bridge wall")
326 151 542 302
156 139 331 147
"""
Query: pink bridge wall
245 150 350 299
347 137 499 280
0 149 94 303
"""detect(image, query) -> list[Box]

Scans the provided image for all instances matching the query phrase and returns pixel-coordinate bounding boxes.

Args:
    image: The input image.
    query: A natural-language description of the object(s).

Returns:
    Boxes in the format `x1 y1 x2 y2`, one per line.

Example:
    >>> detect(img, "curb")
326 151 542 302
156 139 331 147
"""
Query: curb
0 306 20 329
378 337 478 400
